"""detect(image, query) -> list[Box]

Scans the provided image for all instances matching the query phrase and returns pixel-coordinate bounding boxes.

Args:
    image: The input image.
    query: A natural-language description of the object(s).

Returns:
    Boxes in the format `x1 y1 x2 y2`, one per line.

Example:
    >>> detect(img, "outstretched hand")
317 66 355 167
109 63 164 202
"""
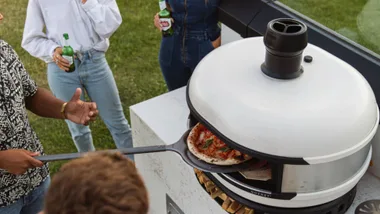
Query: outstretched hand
65 88 98 126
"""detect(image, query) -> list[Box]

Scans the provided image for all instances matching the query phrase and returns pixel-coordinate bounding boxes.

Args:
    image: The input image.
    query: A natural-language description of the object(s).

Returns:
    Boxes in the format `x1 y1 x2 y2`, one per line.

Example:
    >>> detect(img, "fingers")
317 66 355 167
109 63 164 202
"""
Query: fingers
91 102 97 110
154 13 162 31
67 100 98 125
27 155 44 167
80 107 91 124
88 110 98 118
154 19 160 29
82 118 90 124
90 114 97 121
84 107 98 125
55 60 70 71
53 50 70 71
23 150 40 156
56 54 69 65
28 152 41 157
21 150 44 169
70 88 82 102
55 47 63 54
81 116 91 126
56 55 70 69
89 102 98 121
211 36 221 49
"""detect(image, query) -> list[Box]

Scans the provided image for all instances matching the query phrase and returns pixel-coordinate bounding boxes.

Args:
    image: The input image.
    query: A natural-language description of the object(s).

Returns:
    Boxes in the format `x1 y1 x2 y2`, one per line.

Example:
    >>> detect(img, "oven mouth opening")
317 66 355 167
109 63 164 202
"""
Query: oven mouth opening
222 169 276 192
187 113 285 193
185 84 309 165
186 113 267 168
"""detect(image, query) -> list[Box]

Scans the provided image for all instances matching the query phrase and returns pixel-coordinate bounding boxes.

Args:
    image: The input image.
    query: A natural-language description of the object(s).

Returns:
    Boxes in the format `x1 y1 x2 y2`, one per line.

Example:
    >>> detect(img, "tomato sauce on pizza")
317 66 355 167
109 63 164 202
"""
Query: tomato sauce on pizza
187 123 252 165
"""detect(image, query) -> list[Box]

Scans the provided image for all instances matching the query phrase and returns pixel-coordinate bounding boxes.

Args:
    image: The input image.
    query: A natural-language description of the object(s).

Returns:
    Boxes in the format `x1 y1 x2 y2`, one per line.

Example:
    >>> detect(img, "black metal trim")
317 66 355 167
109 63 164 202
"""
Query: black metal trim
217 0 261 38
273 164 284 193
203 172 357 214
217 173 297 200
186 84 309 165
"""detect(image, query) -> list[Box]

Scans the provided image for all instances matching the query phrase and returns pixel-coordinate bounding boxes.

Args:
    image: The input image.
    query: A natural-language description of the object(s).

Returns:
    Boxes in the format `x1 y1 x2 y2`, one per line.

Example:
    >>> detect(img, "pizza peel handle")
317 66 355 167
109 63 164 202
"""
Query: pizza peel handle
35 152 85 162
35 145 170 162
35 130 257 173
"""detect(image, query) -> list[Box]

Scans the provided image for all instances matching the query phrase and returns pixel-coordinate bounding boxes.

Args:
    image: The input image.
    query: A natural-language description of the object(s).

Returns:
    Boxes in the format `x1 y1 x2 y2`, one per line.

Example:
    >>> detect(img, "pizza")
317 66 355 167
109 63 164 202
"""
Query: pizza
187 123 252 165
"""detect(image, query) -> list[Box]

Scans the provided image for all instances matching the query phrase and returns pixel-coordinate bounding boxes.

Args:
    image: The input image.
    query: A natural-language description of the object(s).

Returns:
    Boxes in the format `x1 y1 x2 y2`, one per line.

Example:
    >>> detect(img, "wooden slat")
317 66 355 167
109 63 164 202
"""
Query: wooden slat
195 169 255 214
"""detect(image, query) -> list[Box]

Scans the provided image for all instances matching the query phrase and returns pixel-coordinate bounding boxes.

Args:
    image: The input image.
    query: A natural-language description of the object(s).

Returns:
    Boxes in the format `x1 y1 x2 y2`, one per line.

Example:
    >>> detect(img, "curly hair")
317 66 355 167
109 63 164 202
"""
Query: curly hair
44 152 149 214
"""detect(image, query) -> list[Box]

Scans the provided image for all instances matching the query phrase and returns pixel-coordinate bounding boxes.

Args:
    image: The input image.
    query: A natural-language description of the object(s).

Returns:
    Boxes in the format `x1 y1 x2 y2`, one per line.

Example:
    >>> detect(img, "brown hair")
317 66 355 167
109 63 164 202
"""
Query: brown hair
44 152 149 214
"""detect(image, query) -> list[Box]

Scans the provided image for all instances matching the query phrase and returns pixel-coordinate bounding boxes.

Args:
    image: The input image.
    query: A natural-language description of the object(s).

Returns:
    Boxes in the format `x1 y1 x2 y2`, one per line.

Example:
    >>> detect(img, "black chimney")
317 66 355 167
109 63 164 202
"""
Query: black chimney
261 18 308 79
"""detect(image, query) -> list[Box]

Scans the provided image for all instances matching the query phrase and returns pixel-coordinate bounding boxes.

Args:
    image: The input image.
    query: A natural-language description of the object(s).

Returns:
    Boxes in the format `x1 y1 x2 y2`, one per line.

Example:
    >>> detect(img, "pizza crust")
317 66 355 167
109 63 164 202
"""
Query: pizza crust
187 123 251 166
187 140 242 165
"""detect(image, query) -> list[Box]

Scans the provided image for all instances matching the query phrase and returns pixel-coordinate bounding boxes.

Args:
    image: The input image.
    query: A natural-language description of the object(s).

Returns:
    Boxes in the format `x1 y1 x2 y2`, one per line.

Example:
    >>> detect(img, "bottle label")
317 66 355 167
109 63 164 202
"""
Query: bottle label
62 55 74 65
159 1 166 11
160 18 172 31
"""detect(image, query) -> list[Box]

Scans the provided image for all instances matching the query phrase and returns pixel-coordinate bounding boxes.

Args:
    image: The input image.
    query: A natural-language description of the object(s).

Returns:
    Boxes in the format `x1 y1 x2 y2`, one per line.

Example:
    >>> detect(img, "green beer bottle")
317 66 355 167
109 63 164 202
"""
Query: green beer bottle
158 0 174 37
62 33 75 72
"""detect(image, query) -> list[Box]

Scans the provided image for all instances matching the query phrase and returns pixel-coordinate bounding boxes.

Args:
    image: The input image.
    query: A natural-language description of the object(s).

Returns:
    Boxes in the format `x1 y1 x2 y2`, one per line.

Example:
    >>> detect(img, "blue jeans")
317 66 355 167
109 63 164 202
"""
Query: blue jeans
159 30 215 91
47 50 133 159
0 177 50 214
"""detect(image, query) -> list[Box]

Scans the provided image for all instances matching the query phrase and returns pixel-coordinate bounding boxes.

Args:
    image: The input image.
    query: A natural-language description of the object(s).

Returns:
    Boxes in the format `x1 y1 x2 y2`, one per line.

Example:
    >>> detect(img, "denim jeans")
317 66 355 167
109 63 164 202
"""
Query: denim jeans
159 29 216 91
0 177 50 214
160 0 220 91
47 50 133 160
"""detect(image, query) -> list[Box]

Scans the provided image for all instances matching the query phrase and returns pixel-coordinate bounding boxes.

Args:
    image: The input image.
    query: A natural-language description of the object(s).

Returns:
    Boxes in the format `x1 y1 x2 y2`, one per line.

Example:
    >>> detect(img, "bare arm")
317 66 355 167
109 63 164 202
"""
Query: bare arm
25 88 65 119
3 41 97 125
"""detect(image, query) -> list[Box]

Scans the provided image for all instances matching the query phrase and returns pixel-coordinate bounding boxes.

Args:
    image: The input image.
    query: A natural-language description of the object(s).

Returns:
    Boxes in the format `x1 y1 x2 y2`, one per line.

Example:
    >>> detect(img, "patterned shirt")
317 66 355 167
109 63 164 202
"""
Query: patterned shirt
0 40 49 207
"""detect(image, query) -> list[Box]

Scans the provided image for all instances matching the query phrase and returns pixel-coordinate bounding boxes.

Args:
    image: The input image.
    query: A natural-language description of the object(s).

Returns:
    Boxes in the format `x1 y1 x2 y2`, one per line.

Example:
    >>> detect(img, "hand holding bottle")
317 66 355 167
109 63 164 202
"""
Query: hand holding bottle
154 13 162 31
154 13 174 33
53 34 76 72
156 0 174 36
53 47 70 71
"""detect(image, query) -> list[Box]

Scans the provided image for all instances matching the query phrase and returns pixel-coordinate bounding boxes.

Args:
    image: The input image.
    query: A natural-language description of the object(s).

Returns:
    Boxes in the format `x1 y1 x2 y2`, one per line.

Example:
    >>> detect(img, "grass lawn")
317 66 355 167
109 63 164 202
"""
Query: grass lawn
280 0 380 55
0 0 167 174
0 0 378 175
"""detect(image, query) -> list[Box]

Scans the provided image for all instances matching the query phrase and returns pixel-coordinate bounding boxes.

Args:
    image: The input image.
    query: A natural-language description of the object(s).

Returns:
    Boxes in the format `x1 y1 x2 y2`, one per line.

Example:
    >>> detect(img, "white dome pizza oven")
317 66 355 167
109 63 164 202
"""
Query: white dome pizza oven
185 18 379 214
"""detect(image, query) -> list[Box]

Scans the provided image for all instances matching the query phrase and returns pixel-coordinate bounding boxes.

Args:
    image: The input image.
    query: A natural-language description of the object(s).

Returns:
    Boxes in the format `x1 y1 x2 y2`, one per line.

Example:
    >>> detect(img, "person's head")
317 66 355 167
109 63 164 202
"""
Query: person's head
0 13 3 21
41 152 149 214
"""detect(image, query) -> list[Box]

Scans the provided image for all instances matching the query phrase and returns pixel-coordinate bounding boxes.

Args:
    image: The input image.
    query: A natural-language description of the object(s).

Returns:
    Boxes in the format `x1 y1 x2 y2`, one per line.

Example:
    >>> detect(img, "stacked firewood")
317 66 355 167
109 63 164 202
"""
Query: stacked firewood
194 169 255 214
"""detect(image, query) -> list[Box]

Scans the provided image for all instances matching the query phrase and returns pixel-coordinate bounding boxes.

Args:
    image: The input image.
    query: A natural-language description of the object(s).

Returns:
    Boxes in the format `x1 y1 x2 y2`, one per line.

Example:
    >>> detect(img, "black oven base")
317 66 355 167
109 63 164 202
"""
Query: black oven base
196 171 357 214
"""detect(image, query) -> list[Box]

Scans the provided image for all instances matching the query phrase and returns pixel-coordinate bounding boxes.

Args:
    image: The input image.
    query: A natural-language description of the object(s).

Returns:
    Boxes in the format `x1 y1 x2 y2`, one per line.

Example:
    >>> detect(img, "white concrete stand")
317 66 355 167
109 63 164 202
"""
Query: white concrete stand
130 87 380 214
